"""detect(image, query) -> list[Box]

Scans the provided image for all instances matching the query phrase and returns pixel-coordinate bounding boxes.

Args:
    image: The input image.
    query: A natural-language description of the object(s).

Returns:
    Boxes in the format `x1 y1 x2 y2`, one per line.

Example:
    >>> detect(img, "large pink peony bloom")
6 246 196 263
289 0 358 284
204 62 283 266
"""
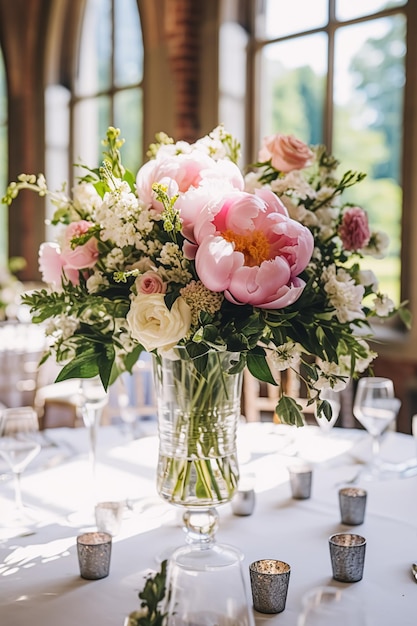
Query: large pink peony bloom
39 242 79 286
61 220 99 269
136 150 244 213
258 134 313 172
192 188 314 309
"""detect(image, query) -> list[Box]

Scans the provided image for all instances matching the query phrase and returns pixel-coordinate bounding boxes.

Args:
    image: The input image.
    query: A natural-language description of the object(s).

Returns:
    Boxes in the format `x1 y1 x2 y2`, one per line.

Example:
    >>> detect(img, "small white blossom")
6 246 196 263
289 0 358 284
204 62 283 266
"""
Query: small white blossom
73 182 102 215
363 230 389 258
358 269 379 291
266 342 300 375
315 360 348 392
86 271 110 294
338 339 377 374
322 265 365 323
244 172 264 193
372 293 395 317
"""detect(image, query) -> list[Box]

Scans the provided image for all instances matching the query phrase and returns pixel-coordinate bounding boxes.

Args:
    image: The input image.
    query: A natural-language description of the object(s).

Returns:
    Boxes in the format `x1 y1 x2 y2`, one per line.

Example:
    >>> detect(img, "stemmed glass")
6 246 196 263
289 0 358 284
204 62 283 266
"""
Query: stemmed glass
116 374 138 440
0 406 41 520
353 377 401 479
78 376 108 496
314 387 341 434
297 586 366 626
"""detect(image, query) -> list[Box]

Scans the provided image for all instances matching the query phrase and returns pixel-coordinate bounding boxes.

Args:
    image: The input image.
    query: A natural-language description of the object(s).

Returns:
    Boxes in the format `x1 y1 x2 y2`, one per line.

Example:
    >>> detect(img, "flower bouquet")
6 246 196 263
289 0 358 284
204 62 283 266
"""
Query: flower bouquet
2 126 409 430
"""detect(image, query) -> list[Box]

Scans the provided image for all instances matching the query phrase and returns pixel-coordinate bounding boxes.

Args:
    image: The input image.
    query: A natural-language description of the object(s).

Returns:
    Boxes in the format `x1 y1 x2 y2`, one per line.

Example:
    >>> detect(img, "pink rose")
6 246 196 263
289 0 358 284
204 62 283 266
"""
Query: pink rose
192 188 314 309
39 242 79 286
339 207 370 251
136 271 167 295
258 134 313 172
61 220 99 269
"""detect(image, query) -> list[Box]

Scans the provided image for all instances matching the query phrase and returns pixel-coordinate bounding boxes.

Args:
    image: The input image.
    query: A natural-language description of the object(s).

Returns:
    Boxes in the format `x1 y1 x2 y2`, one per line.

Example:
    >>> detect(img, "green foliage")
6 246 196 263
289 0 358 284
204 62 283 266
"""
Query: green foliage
276 396 305 427
126 560 168 626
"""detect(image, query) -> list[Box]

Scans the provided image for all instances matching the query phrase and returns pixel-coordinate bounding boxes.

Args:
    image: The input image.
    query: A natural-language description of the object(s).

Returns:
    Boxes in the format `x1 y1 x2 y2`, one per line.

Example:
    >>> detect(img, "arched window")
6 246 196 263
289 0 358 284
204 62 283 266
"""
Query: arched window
73 0 143 171
45 0 143 233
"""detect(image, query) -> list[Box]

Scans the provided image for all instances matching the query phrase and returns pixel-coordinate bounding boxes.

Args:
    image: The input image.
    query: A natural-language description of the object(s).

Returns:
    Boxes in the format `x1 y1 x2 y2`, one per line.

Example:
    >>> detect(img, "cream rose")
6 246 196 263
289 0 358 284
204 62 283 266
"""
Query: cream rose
258 134 313 172
126 293 191 352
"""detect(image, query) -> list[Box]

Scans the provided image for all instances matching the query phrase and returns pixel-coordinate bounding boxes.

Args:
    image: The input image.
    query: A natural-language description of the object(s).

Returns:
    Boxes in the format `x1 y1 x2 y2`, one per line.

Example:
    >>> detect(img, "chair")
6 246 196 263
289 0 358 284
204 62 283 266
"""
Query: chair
242 366 315 423
0 321 47 409
107 354 157 426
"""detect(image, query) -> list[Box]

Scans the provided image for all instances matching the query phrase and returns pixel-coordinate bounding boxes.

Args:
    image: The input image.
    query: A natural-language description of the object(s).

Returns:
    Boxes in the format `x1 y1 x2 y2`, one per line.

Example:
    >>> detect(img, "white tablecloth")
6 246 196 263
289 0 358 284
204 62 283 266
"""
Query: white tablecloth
1 422 417 625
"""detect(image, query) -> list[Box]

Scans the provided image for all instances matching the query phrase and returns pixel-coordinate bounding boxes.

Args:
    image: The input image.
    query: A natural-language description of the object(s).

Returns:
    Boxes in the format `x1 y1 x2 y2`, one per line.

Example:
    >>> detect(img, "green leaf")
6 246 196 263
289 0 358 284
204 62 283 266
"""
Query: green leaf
317 399 333 421
123 168 136 192
55 350 100 383
398 305 412 330
124 345 145 374
276 396 305 427
97 344 116 389
246 351 277 385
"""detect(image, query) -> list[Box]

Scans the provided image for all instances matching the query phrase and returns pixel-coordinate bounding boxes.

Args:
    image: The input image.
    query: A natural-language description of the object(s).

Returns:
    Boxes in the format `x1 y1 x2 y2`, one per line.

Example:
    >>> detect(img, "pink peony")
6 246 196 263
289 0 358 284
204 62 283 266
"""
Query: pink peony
258 134 313 172
136 150 244 213
192 188 314 309
39 242 79 286
339 206 370 251
61 220 99 269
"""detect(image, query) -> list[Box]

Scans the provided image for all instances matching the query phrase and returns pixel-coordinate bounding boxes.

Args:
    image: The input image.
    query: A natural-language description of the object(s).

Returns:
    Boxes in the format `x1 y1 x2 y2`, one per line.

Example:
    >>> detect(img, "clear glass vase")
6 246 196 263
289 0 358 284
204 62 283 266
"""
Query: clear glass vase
153 349 254 625
153 348 242 512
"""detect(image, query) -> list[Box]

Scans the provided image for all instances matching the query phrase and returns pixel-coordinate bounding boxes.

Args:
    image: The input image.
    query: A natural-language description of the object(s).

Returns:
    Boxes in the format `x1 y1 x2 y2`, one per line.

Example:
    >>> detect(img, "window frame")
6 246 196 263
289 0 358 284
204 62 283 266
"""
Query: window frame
245 0 417 359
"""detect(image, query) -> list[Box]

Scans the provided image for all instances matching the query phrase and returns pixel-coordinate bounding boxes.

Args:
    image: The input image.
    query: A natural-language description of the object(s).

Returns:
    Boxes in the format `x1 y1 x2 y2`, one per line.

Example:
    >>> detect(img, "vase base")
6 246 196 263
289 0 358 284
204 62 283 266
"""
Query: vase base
165 542 255 625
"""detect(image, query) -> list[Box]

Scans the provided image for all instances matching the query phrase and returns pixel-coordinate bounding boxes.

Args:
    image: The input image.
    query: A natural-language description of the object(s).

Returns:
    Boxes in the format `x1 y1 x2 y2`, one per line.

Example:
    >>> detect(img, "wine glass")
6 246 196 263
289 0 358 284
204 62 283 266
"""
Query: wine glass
78 376 108 496
116 374 138 440
314 387 341 434
297 586 366 626
0 406 41 520
353 377 401 479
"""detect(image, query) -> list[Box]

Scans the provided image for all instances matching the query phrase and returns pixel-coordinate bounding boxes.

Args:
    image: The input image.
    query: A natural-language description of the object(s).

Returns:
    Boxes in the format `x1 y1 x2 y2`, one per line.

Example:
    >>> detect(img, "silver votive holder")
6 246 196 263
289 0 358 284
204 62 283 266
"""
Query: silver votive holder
329 532 366 583
95 500 124 535
231 482 256 516
288 463 313 499
338 487 367 525
249 559 291 614
77 531 112 580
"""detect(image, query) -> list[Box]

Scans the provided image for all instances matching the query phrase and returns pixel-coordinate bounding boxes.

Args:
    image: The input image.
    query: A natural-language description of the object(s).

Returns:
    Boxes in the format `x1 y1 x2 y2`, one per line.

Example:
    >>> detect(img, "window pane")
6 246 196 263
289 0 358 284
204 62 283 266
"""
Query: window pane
333 16 406 304
337 0 406 21
258 34 327 145
257 0 327 39
73 96 111 170
114 88 143 171
76 0 112 97
115 0 143 87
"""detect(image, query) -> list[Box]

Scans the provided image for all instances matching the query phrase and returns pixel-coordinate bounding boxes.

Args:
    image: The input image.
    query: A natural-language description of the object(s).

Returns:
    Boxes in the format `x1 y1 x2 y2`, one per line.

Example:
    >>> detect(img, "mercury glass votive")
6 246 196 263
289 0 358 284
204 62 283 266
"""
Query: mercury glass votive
231 488 256 516
77 531 112 580
288 464 313 500
95 500 124 535
338 487 367 525
329 533 366 583
249 559 291 614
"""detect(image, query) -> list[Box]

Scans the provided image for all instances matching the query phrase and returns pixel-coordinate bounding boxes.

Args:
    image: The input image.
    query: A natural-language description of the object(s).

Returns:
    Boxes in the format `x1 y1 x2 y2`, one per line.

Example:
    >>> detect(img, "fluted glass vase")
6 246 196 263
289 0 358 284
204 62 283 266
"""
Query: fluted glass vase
153 348 242 542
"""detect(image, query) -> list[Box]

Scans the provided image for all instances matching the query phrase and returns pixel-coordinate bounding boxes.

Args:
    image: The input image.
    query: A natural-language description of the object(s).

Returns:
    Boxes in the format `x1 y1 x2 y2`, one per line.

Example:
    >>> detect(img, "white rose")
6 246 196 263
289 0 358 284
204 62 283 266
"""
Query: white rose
126 293 191 352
